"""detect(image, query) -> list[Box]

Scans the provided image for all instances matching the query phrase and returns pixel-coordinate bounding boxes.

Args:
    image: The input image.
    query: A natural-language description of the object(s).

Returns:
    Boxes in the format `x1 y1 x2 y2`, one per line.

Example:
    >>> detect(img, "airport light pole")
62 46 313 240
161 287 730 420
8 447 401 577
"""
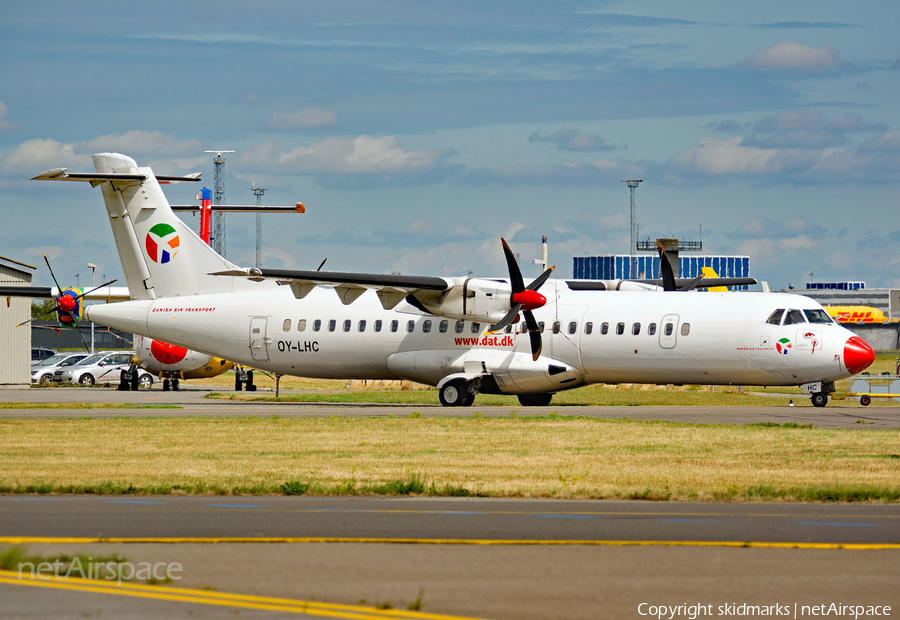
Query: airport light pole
86 263 97 353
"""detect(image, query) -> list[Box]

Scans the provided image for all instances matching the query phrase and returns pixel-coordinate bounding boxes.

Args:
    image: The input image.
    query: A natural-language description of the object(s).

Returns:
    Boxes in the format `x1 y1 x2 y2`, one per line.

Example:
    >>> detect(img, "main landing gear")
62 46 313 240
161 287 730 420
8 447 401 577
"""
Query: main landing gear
162 377 180 392
118 366 153 391
810 392 828 408
235 368 257 392
438 379 475 407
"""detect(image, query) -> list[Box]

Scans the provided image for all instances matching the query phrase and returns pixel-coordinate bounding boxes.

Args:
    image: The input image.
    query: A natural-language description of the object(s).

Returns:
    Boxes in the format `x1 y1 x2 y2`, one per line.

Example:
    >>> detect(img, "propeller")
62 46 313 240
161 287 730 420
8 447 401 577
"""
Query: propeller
489 238 554 361
16 254 117 352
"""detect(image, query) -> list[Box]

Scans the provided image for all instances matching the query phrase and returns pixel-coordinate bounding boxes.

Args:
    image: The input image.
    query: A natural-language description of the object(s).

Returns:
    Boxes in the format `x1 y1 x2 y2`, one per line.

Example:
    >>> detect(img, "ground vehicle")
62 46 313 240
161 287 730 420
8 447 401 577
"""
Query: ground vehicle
57 351 154 388
31 353 88 384
31 347 56 362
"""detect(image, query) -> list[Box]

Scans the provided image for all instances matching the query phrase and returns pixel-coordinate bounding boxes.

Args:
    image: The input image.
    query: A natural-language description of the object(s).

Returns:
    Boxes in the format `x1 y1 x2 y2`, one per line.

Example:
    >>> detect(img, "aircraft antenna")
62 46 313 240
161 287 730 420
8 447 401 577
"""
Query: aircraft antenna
252 184 268 268
622 179 643 279
204 150 235 257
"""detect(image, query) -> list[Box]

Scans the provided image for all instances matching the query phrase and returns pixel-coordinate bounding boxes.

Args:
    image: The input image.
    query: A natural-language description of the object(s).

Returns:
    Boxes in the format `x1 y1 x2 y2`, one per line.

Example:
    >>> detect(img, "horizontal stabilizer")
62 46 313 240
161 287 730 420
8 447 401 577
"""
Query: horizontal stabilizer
32 168 200 187
567 277 757 291
171 203 303 213
0 285 132 301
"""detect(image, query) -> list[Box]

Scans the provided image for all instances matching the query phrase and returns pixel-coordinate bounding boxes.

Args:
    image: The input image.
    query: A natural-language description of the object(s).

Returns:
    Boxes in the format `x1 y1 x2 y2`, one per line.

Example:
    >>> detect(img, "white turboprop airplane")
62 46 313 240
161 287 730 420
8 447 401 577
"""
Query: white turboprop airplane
31 153 875 407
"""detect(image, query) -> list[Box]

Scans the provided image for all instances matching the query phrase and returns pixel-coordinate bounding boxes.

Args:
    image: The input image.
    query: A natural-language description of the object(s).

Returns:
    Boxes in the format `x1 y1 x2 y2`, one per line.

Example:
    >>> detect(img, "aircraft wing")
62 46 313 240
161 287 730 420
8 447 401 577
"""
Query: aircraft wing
211 267 451 309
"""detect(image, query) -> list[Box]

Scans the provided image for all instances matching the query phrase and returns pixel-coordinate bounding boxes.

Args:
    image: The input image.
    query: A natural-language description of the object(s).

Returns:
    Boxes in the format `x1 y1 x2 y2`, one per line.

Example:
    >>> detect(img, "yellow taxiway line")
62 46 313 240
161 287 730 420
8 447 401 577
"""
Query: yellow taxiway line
1 537 899 549
0 569 482 619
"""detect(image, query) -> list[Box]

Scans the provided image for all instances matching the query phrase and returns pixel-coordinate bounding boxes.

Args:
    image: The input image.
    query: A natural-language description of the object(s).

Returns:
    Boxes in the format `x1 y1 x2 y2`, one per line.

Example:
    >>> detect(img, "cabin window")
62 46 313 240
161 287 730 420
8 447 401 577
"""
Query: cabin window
600 322 609 335
681 323 691 336
313 319 321 332
282 319 291 332
358 320 366 332
455 320 465 334
439 320 448 333
664 323 674 336
471 322 481 334
423 320 432 333
538 321 545 333
328 319 336 332
343 319 352 332
390 320 399 333
783 309 806 325
648 323 657 336
374 320 382 333
552 321 561 334
407 320 415 333
766 309 785 325
585 322 593 335
297 319 306 332
804 309 833 324
568 321 577 335
616 322 625 335
632 322 641 335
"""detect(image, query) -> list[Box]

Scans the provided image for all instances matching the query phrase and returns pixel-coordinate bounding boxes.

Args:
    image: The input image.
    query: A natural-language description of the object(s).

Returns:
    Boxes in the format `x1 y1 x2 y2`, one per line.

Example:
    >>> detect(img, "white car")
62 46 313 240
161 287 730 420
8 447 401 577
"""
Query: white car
31 352 89 384
57 351 154 388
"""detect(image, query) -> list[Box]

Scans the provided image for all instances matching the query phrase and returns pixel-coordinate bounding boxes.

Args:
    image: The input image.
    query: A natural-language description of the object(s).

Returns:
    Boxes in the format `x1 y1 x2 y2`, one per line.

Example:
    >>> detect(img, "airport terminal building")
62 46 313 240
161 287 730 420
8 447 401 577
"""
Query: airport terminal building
572 254 752 290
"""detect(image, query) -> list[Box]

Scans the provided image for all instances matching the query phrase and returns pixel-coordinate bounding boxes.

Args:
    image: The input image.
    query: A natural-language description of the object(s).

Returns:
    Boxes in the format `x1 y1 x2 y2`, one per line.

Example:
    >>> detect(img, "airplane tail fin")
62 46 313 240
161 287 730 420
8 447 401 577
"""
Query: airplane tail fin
46 153 243 299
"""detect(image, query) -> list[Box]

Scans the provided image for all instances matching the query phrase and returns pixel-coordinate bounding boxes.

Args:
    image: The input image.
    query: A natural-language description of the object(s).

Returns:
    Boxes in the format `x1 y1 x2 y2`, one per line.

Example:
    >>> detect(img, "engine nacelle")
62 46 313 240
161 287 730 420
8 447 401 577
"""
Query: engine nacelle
417 277 513 324
134 335 233 378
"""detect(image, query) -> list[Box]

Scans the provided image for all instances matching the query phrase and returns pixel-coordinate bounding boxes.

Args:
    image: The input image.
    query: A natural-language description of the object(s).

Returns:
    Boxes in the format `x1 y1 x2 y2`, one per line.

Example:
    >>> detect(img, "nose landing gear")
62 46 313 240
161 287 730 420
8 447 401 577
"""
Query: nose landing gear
234 367 257 392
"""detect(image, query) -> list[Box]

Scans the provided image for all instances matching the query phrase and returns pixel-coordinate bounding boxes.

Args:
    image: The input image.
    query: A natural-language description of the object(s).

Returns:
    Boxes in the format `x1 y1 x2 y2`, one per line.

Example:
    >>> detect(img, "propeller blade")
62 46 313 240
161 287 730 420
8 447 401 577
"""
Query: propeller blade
316 258 327 272
656 240 677 292
489 303 522 332
523 310 542 361
42 253 63 292
76 327 91 353
74 279 118 301
500 238 525 293
526 265 555 291
16 311 56 328
679 276 703 292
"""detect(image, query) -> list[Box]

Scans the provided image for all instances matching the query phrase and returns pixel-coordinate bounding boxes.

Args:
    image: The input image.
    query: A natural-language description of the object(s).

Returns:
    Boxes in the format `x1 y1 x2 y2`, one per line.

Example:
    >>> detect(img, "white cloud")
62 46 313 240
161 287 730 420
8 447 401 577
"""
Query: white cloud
669 137 777 175
267 108 338 130
859 131 900 152
79 130 203 156
740 41 840 70
0 101 13 130
0 138 85 174
241 136 446 174
528 129 618 152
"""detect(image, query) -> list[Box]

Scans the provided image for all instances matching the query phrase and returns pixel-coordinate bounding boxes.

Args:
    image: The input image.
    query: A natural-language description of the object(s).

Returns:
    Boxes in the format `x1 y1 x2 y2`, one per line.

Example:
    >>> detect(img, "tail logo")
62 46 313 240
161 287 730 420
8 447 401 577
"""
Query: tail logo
146 223 180 264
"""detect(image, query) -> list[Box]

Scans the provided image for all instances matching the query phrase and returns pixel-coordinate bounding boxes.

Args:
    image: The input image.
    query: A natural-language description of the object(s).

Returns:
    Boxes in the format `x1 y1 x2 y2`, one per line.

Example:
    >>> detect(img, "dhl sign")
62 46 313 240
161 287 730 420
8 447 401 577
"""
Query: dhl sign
824 306 887 324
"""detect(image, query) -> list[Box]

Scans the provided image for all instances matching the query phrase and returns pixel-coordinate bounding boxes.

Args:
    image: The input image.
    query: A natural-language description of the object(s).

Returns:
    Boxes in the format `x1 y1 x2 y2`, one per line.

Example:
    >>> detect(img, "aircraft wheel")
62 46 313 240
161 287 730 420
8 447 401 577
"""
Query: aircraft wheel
172 378 180 391
163 378 170 392
461 390 476 407
860 395 872 407
139 374 153 389
811 392 828 408
79 374 95 386
517 393 553 407
130 371 140 391
234 375 243 391
439 379 469 407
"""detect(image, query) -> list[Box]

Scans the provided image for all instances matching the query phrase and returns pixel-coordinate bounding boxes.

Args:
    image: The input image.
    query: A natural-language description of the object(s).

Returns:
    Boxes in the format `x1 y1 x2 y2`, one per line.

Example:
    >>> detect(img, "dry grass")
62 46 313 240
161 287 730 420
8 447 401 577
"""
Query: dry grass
1 417 898 501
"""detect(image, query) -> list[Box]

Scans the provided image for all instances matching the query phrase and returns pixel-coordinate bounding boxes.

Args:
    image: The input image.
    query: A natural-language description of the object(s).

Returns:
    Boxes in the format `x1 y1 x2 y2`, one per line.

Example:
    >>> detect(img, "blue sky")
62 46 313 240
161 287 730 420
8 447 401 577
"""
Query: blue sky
2 0 899 290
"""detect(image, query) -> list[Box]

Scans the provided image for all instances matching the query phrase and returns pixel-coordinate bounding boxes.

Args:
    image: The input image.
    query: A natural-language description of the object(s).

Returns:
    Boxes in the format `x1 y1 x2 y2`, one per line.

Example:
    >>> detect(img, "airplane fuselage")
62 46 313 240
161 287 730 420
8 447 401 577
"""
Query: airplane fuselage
86 281 863 393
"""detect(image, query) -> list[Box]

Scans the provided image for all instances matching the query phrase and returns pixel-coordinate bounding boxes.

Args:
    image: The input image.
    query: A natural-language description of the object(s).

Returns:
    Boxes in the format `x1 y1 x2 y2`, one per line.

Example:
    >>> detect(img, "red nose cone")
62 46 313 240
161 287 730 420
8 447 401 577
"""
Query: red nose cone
844 336 875 374
511 290 546 311
57 294 76 312
150 340 189 365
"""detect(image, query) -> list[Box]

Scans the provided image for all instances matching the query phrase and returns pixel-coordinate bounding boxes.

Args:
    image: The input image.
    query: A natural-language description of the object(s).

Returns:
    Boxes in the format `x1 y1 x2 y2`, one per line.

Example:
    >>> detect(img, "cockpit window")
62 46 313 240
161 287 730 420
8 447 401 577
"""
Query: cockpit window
804 309 833 324
766 309 784 325
783 309 806 325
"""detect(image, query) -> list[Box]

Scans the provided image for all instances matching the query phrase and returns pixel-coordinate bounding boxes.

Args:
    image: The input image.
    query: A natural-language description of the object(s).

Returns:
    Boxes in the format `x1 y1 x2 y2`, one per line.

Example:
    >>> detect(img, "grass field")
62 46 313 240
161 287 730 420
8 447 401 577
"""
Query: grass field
1 416 898 501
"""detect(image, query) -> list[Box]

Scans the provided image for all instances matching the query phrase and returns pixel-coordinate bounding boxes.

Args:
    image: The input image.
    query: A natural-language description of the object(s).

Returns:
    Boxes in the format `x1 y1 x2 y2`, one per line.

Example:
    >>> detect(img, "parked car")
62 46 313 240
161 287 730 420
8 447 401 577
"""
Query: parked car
31 352 89 384
57 351 154 388
31 347 56 362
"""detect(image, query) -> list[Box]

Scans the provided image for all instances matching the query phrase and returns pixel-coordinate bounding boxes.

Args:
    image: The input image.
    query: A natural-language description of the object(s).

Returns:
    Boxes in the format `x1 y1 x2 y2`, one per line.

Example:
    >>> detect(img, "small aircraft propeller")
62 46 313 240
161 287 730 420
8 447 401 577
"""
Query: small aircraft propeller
16 254 118 352
490 238 555 361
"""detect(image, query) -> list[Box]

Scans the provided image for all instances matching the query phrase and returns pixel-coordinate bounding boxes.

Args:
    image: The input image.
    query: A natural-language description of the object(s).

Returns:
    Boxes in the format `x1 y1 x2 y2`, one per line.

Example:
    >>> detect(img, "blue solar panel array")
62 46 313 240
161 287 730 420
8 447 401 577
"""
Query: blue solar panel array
572 255 751 290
